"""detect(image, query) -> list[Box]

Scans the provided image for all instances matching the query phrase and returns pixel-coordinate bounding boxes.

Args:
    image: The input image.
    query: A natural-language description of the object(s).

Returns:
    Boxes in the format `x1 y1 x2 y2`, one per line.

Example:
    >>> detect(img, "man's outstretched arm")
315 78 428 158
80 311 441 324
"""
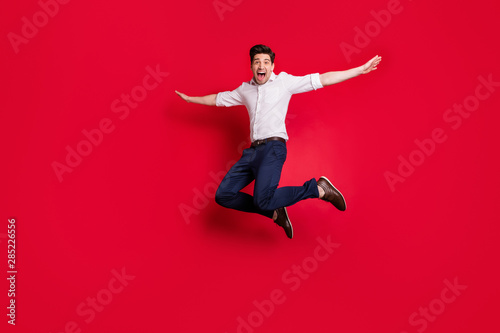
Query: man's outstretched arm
319 55 382 87
175 90 217 106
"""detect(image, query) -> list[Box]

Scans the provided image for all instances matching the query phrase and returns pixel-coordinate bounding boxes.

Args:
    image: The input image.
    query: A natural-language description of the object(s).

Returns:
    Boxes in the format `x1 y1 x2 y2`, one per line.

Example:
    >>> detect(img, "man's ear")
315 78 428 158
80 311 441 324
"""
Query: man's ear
271 63 275 71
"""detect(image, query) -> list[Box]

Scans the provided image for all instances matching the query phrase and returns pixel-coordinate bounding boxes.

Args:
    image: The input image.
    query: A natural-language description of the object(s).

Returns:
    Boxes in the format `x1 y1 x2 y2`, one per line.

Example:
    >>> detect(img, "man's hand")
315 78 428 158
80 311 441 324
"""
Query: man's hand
361 55 382 74
175 90 190 103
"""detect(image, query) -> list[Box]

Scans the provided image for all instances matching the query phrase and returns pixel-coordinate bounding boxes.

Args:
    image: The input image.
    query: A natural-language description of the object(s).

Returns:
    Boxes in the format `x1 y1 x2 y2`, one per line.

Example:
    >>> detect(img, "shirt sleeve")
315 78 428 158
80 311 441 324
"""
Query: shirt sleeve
283 72 324 95
216 85 244 107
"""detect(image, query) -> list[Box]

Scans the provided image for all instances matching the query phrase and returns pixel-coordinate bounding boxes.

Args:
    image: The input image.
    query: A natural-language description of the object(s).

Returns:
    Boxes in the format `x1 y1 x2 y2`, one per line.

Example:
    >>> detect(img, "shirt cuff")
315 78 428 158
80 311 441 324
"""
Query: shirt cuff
311 73 323 90
215 92 223 107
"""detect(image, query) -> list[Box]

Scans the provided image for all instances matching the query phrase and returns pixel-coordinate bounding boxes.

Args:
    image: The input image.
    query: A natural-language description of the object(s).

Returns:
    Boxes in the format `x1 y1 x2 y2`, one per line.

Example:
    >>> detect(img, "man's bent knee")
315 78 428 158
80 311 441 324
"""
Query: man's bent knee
215 187 232 207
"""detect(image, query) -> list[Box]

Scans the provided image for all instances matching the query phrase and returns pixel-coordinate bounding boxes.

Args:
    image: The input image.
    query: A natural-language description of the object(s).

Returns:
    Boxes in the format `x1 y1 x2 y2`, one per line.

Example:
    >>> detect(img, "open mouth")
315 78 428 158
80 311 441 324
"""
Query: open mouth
257 72 266 80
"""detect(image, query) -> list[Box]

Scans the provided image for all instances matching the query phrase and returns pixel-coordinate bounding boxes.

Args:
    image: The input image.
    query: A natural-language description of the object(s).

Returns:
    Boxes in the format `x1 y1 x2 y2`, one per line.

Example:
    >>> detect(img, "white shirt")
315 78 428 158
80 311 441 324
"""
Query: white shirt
216 72 323 142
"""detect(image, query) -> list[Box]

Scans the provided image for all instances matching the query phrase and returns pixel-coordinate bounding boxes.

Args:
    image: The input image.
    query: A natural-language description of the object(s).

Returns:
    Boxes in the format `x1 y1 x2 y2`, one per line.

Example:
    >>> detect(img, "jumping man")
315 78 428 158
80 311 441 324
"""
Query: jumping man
175 44 382 239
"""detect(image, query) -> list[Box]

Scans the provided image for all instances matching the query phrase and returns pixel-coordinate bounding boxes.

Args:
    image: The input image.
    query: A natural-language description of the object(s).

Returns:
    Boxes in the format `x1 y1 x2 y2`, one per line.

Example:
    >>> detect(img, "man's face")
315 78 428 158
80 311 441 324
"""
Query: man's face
251 53 275 85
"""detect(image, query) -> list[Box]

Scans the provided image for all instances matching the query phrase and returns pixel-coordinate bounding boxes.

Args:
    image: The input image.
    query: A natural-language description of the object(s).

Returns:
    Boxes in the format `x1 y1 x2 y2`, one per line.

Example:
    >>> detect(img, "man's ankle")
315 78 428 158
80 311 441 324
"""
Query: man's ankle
318 185 325 199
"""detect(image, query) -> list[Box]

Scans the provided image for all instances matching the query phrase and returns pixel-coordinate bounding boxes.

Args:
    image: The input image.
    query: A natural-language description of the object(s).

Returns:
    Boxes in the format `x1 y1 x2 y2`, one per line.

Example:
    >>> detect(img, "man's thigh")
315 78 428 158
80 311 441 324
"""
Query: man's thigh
218 148 256 194
253 141 287 195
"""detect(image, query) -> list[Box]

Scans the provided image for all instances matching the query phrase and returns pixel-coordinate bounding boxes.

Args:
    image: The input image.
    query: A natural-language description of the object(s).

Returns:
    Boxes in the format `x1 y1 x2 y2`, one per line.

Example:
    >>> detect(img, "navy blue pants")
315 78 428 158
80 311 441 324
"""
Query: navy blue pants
215 140 319 219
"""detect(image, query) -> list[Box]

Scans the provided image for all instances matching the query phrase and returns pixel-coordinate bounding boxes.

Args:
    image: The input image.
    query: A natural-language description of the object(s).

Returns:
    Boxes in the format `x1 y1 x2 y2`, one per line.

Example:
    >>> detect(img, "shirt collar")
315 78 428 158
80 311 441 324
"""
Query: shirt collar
250 72 277 86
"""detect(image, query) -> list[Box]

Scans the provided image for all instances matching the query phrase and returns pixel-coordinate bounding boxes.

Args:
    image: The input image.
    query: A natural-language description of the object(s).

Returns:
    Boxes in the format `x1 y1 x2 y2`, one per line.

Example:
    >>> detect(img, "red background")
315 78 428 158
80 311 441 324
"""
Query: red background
1 0 500 332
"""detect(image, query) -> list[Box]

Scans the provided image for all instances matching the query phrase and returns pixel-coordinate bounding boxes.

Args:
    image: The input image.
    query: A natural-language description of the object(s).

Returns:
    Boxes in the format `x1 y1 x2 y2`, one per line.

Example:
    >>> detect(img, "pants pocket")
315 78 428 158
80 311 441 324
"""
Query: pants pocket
271 142 287 161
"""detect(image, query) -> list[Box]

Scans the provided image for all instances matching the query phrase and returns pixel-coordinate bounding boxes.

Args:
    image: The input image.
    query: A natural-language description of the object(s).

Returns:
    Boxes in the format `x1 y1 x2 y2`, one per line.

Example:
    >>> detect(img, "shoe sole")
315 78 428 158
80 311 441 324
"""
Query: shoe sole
283 207 293 239
320 176 346 211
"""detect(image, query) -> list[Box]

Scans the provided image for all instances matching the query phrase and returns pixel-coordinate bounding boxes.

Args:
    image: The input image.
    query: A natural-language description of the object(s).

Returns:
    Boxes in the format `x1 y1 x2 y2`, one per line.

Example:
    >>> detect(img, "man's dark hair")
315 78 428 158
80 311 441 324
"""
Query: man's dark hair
250 44 275 64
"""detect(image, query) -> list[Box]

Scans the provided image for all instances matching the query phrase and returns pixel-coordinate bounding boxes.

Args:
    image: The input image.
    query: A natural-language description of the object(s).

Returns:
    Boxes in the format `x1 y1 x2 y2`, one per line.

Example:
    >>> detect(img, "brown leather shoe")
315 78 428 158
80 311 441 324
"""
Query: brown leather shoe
317 176 346 211
273 207 293 239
